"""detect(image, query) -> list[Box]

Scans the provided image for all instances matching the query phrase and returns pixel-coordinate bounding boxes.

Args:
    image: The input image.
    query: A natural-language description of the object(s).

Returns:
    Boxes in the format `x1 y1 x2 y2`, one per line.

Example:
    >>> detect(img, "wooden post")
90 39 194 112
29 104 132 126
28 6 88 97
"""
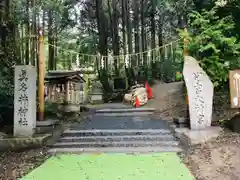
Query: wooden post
38 29 45 121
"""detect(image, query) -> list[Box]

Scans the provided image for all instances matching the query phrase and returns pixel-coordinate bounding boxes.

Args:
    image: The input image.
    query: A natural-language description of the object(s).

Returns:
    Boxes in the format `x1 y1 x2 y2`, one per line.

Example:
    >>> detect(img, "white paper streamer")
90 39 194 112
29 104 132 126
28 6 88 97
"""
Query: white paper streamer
101 56 104 69
164 45 168 59
147 51 151 64
125 54 129 67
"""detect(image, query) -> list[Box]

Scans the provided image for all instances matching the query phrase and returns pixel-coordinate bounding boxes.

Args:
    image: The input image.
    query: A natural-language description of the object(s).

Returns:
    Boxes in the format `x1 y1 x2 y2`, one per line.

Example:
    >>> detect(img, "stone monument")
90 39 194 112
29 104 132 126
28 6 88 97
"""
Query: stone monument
183 56 214 129
88 80 104 104
14 65 36 136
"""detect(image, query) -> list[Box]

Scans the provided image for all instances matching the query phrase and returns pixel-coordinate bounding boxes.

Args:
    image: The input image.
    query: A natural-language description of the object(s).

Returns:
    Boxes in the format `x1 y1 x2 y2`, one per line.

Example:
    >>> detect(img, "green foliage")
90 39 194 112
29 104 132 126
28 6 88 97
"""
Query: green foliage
179 6 240 88
0 67 14 127
147 63 153 85
175 72 183 81
98 69 112 102
157 43 183 83
44 102 59 118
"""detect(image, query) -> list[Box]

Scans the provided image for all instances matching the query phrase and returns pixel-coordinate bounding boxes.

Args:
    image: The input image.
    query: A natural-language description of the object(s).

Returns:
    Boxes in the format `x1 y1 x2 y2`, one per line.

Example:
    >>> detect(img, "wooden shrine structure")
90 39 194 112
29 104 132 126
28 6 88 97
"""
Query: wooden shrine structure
45 70 86 104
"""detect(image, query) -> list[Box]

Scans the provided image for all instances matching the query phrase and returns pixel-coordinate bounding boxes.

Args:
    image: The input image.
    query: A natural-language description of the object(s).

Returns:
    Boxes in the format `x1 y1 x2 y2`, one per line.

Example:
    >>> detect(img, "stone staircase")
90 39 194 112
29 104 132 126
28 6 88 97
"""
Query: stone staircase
94 107 156 115
49 106 182 154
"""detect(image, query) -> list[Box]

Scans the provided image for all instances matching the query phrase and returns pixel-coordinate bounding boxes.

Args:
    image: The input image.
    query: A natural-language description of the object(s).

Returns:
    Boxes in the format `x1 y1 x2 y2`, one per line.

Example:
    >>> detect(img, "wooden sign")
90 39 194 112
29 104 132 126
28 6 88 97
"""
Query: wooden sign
229 70 240 108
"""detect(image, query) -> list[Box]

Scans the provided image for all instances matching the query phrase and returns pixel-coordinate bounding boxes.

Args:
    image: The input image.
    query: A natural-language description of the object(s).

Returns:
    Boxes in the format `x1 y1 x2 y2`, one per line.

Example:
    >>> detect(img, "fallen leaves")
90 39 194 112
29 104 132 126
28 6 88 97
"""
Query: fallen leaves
0 147 50 180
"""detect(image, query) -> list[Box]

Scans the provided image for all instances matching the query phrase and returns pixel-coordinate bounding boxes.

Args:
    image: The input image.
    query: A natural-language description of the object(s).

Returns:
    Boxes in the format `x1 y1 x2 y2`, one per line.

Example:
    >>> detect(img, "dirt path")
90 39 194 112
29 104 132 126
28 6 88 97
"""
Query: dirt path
145 81 187 118
0 148 49 180
181 131 240 180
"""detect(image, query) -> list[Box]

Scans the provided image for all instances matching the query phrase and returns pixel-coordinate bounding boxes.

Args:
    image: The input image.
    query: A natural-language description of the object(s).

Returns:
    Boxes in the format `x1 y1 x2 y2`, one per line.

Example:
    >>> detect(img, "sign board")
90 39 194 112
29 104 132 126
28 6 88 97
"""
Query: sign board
229 70 240 108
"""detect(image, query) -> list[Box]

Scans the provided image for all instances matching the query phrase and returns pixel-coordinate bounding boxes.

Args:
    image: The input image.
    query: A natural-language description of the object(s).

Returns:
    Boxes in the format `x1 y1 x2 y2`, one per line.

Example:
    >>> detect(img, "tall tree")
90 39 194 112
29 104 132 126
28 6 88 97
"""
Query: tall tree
25 0 30 64
31 0 37 66
95 0 108 68
150 0 156 53
48 8 54 70
121 0 127 55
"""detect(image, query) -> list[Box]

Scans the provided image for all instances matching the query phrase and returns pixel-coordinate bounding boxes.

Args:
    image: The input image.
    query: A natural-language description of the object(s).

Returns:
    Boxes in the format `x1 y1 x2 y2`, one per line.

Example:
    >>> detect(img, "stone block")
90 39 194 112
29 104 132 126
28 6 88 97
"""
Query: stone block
0 134 51 151
175 127 222 147
36 119 59 127
14 65 36 137
183 56 214 130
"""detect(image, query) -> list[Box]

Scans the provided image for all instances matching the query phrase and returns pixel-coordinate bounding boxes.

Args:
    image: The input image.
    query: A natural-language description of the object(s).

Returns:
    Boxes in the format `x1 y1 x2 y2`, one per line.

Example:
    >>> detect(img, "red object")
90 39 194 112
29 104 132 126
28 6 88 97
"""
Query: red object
145 82 150 91
135 96 140 108
145 81 153 99
148 87 153 99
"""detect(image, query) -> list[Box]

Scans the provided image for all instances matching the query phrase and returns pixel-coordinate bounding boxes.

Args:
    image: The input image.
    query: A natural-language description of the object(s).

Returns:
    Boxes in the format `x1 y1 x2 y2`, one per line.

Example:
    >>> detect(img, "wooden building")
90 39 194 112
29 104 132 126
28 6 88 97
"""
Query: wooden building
45 70 86 104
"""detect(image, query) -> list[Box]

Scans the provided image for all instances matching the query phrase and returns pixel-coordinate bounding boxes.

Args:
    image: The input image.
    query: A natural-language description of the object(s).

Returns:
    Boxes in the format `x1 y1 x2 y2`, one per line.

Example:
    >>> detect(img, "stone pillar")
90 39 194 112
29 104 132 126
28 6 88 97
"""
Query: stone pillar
183 56 214 130
14 65 36 136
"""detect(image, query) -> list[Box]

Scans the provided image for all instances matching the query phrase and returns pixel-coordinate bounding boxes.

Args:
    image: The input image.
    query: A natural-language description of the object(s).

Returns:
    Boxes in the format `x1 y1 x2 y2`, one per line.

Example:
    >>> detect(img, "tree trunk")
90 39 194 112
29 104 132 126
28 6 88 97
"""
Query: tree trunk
150 0 156 57
53 12 57 70
96 0 108 67
111 0 120 73
133 0 141 65
48 9 54 70
31 0 37 66
121 0 127 55
158 15 163 48
25 0 30 64
141 0 146 65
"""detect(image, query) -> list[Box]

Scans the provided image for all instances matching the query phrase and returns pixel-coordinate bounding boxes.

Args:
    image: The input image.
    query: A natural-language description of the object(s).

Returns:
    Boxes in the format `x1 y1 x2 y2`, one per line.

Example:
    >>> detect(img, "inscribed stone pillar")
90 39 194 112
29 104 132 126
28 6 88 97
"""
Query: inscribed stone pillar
14 65 36 136
183 56 214 129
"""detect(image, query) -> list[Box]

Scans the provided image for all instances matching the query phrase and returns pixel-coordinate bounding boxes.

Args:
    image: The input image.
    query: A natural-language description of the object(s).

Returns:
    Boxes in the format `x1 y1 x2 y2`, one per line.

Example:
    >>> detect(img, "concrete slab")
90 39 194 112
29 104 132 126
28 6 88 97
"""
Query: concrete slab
174 126 222 147
36 119 59 127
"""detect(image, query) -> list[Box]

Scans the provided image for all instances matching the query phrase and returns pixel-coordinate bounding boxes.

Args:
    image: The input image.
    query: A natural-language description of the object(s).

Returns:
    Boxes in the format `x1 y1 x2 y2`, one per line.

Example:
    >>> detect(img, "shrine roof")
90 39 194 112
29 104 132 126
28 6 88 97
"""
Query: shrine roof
45 70 85 82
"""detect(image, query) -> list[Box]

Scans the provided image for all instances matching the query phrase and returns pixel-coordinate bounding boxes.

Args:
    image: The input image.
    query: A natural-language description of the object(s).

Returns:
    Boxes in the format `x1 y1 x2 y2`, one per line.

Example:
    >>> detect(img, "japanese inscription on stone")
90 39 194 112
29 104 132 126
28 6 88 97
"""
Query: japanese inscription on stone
18 69 29 126
183 56 213 129
14 65 36 136
193 72 205 124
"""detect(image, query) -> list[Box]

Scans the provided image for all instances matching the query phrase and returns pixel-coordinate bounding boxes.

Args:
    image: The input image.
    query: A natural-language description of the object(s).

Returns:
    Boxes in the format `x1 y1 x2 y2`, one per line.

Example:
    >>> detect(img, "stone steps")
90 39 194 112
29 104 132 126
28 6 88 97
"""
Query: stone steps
53 140 180 148
63 129 171 136
94 112 154 116
94 108 155 116
48 106 182 154
48 147 182 154
95 108 156 113
49 128 181 154
59 134 176 142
